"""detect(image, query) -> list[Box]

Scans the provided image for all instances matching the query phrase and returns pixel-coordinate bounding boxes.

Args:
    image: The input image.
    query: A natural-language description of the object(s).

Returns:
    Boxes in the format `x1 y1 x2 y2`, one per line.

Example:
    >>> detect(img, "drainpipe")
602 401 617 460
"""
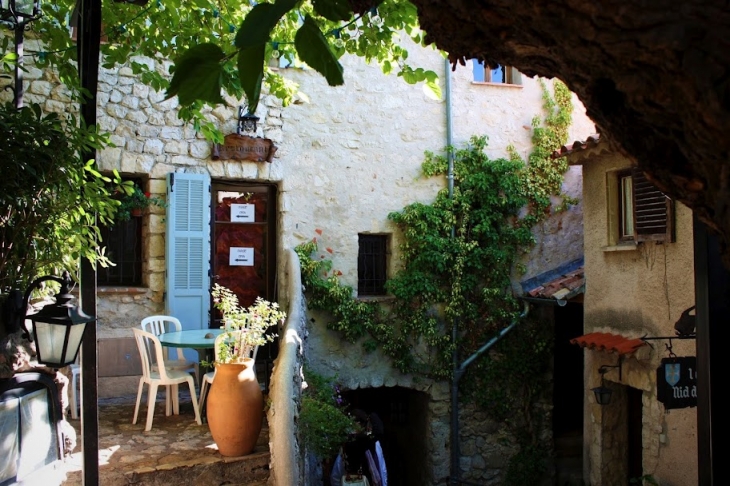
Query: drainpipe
450 301 530 485
444 56 462 484
446 58 454 200
443 57 532 485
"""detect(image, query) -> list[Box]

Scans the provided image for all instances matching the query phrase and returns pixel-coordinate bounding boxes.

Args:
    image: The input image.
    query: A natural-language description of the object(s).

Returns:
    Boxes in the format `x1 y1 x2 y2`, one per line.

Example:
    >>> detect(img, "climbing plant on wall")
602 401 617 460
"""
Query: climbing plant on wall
296 79 573 482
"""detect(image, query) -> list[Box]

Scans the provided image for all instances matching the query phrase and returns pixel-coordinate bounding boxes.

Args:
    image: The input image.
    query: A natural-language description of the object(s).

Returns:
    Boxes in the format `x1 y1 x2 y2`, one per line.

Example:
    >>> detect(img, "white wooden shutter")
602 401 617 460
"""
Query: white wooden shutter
166 172 211 332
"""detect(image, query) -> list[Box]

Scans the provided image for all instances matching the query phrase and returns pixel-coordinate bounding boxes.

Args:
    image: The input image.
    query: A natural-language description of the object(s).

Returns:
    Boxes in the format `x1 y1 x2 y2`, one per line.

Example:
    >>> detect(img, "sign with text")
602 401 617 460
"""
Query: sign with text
212 134 278 163
231 203 255 223
656 356 697 409
229 247 254 267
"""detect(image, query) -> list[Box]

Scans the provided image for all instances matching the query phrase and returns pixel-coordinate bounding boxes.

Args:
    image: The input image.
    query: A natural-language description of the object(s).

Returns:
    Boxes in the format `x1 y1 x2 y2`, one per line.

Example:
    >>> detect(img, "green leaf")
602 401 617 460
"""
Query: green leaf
166 43 225 105
294 16 344 86
424 80 442 100
237 44 265 114
235 4 278 48
312 0 352 22
235 0 299 49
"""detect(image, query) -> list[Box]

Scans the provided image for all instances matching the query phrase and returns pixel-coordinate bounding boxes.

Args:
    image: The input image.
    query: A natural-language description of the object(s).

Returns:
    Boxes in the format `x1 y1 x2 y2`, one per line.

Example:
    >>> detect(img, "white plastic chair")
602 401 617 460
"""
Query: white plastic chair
141 315 200 384
198 330 259 411
132 328 202 431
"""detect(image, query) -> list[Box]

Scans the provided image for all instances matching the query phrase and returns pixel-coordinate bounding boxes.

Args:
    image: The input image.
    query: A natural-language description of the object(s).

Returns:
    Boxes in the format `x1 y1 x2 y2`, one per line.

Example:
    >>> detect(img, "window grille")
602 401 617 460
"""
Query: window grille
98 217 143 286
358 234 388 296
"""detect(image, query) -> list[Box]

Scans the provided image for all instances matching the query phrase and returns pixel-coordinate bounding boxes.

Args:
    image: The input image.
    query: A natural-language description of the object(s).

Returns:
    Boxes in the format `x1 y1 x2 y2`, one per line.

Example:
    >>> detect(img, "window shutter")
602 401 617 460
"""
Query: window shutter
631 168 674 242
166 173 211 333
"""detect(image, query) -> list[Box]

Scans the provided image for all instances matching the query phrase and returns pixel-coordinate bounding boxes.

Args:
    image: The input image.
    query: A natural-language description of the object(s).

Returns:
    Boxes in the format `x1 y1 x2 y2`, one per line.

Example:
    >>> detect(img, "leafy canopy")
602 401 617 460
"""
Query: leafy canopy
0 102 123 291
12 0 438 138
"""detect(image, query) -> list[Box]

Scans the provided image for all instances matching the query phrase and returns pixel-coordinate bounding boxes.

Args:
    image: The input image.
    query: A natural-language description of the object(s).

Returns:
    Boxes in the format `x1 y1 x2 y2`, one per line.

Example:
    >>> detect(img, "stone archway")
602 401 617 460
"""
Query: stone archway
341 386 432 486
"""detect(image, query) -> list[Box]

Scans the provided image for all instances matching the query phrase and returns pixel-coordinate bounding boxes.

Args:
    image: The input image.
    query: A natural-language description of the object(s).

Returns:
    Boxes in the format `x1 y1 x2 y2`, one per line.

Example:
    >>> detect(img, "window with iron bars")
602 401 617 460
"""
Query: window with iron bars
98 179 144 286
358 234 389 296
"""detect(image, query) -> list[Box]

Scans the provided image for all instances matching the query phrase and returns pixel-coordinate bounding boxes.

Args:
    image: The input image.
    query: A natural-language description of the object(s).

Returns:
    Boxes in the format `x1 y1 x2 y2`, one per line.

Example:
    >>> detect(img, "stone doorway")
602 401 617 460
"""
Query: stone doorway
341 386 431 486
599 382 644 485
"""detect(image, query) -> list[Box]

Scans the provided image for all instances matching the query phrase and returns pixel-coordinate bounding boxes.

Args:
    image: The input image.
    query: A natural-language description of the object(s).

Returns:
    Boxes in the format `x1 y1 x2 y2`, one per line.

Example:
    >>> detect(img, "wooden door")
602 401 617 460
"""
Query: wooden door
211 183 277 320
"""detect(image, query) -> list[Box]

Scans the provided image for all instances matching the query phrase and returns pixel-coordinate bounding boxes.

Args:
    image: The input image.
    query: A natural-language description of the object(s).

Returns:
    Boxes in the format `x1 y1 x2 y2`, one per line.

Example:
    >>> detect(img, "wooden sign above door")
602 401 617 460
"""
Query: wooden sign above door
212 134 278 163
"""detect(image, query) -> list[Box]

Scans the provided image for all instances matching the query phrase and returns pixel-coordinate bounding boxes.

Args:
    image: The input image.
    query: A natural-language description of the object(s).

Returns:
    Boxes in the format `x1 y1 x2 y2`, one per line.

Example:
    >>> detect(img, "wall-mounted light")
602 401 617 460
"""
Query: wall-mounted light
237 105 259 135
591 361 622 406
21 271 96 368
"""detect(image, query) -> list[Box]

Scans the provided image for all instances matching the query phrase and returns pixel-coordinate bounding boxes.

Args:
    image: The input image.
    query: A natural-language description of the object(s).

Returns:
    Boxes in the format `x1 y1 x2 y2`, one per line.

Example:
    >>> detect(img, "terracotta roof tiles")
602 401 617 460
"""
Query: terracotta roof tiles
551 133 602 159
526 267 585 301
570 332 647 356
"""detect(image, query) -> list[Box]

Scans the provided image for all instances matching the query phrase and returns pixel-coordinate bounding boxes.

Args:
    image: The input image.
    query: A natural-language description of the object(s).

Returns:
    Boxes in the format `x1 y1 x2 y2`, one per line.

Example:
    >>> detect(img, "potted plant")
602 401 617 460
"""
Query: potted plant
206 284 286 457
116 185 166 221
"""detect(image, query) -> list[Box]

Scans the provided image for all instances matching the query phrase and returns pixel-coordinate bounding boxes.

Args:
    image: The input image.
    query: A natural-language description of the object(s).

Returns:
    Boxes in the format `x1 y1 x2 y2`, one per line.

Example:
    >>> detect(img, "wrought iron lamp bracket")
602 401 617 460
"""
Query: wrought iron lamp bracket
598 357 622 381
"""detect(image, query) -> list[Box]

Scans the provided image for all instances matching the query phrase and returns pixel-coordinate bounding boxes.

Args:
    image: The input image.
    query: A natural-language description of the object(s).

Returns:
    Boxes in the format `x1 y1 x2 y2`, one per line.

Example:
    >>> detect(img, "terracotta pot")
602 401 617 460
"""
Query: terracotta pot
130 208 143 217
206 358 263 456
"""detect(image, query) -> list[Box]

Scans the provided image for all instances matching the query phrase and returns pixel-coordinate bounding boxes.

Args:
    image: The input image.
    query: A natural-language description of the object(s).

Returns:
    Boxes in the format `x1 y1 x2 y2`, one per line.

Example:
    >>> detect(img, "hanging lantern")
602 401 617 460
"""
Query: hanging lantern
591 384 613 405
21 271 96 368
237 105 259 135
0 0 42 26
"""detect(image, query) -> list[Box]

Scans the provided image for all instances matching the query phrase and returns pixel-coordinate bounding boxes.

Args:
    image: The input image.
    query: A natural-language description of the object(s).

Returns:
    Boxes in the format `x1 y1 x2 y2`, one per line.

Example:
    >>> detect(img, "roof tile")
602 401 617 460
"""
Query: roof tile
551 133 602 159
570 332 647 356
527 267 585 300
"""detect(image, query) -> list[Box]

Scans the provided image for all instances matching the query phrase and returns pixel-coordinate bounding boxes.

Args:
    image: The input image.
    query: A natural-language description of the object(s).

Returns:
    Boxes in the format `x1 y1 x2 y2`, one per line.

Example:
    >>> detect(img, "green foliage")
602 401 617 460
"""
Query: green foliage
12 0 431 139
299 367 358 458
209 284 286 364
0 102 121 291
115 183 166 222
296 79 574 481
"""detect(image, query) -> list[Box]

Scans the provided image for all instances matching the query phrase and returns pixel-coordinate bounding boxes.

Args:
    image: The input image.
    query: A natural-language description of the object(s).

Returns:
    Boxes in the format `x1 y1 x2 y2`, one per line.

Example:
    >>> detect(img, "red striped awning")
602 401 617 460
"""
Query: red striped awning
570 332 647 356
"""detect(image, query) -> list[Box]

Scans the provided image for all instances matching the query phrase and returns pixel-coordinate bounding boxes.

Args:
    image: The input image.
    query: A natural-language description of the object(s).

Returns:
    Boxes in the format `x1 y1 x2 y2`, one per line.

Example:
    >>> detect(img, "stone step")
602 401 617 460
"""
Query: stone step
124 450 270 486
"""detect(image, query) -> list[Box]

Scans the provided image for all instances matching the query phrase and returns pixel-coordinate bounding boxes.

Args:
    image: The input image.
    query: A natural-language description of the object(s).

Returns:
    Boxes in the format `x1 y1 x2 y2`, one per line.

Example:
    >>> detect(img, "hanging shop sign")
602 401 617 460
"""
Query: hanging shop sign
212 134 278 163
656 356 697 409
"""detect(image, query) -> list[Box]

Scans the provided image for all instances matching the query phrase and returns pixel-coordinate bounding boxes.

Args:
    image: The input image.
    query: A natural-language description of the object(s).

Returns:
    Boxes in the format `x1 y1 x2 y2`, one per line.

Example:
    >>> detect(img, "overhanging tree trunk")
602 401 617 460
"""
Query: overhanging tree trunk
410 0 730 263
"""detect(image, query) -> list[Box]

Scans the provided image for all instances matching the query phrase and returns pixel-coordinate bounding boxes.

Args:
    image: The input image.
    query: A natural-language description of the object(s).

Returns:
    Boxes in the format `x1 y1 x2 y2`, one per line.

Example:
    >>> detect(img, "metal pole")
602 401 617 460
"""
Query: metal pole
13 23 23 108
692 216 720 485
76 0 102 483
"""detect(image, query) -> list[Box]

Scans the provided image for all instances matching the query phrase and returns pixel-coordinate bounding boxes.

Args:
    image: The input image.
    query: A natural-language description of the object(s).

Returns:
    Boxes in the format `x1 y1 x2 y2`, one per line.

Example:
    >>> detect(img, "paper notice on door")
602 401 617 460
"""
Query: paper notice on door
231 203 255 222
230 247 254 266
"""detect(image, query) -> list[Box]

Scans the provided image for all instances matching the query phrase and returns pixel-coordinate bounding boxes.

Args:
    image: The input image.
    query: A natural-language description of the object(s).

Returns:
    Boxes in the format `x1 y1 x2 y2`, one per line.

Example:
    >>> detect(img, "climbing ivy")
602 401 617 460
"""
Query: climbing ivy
296 79 573 481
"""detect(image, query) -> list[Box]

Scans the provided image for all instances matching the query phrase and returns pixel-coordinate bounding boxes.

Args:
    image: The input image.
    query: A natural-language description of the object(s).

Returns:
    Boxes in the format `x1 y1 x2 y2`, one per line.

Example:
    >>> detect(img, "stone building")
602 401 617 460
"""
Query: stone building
556 136 698 485
3 35 596 484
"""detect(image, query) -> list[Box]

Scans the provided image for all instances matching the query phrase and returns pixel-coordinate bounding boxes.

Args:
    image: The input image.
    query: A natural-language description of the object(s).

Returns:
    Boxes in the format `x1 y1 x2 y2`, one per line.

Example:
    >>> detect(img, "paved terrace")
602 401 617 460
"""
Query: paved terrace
59 393 270 486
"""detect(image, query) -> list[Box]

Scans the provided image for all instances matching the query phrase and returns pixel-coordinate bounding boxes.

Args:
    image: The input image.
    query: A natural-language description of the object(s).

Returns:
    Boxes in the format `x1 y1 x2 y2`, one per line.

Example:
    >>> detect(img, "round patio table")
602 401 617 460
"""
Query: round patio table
157 328 224 349
158 328 225 373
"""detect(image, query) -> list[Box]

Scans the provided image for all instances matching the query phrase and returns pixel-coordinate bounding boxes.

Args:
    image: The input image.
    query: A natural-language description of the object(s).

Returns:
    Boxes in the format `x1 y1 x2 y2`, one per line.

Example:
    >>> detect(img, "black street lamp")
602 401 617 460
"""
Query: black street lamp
20 271 96 368
591 363 621 406
0 0 43 108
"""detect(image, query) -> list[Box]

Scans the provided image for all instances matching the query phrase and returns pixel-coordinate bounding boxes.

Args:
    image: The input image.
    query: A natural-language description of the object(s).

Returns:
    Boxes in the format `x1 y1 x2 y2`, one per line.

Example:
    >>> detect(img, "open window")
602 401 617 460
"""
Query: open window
471 60 522 85
606 167 674 246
